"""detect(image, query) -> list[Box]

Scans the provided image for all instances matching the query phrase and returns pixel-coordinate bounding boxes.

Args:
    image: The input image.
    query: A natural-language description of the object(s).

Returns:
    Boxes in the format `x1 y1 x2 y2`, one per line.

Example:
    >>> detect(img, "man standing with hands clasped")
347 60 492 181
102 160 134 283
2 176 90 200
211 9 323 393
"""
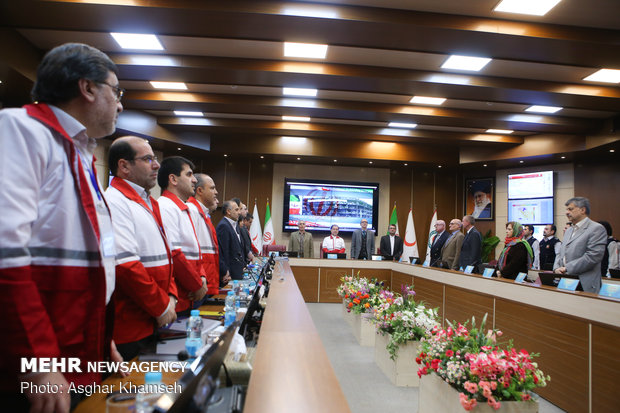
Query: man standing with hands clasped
105 136 178 360
289 220 314 258
352 218 375 260
554 197 607 293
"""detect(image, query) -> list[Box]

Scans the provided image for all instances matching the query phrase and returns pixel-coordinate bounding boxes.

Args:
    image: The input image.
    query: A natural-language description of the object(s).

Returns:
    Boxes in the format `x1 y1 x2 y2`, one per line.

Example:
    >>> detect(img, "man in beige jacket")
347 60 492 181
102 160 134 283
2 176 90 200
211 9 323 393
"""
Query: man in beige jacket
440 219 465 270
289 221 314 258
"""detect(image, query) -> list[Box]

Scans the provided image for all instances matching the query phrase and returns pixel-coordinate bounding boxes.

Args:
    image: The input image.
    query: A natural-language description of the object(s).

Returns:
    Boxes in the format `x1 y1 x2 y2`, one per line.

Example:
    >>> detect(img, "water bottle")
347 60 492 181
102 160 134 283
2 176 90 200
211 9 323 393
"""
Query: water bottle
233 280 241 297
135 372 163 413
224 291 236 327
185 309 202 357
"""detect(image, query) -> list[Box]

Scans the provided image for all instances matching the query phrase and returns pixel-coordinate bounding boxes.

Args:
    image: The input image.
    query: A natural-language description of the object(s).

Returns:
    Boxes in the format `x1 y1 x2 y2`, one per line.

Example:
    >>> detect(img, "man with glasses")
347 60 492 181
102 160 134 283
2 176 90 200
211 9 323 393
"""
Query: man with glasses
429 220 449 266
105 136 178 360
0 43 124 412
440 219 465 270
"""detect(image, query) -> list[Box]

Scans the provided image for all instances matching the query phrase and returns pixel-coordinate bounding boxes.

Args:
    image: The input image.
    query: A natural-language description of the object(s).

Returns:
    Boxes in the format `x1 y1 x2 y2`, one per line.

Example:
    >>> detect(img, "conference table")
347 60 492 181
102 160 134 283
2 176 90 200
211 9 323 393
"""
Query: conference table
287 257 620 413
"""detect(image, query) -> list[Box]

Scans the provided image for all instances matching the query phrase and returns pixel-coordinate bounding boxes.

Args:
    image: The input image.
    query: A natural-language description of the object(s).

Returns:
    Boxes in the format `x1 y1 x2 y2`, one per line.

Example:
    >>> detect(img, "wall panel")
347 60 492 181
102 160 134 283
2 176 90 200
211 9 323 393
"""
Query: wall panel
592 324 620 413
495 299 588 413
291 266 319 303
444 286 493 327
409 276 444 323
320 267 352 302
353 267 392 291
575 161 620 232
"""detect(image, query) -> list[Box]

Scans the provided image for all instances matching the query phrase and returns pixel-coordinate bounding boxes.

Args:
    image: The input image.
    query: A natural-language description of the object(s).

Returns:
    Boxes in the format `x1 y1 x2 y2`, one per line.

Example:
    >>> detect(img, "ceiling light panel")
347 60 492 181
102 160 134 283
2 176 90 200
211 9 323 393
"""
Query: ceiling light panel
409 96 446 105
583 68 620 83
441 55 492 71
525 105 562 113
282 87 318 97
110 32 164 50
494 0 562 16
388 122 417 129
486 129 514 134
284 42 328 59
150 81 187 90
174 111 203 117
282 116 311 122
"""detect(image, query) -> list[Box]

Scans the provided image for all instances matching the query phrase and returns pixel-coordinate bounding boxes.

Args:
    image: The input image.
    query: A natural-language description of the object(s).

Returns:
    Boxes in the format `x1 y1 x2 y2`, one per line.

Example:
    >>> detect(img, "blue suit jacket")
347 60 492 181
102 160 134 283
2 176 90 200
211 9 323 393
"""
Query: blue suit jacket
216 218 245 280
459 227 482 271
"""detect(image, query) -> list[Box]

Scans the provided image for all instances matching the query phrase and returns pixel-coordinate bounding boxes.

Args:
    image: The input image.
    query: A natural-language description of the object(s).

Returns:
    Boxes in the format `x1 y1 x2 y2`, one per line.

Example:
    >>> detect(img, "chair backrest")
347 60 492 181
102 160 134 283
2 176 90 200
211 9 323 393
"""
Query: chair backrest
262 244 286 255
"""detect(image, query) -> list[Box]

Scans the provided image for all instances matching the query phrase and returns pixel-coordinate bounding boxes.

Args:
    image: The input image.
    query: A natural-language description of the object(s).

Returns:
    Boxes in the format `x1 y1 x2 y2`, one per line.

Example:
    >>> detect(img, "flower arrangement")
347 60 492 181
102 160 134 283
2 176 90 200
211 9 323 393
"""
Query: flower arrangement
374 284 439 360
338 275 389 314
416 314 549 411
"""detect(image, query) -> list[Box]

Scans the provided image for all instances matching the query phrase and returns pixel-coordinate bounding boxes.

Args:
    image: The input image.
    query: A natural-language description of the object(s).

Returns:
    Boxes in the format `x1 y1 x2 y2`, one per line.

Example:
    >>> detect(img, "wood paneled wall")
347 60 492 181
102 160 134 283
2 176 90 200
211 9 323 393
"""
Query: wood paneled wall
574 160 620 234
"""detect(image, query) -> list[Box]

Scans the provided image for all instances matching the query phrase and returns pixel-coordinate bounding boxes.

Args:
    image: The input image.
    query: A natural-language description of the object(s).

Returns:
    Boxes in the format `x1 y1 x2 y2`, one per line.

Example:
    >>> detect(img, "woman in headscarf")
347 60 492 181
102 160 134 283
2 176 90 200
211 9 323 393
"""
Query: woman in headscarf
496 221 534 279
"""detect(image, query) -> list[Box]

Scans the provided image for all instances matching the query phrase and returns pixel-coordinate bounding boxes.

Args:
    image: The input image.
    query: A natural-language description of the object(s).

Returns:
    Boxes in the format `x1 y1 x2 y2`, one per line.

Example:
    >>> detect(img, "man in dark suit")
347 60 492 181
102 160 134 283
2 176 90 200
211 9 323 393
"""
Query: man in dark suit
216 200 245 283
380 224 403 261
429 220 450 266
351 218 375 259
458 215 482 272
554 197 607 293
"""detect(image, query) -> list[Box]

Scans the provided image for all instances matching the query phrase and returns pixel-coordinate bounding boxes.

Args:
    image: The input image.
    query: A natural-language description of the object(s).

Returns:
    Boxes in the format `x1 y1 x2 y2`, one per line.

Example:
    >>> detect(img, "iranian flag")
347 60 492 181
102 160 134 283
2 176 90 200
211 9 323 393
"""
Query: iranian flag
389 204 400 236
249 203 263 254
262 201 275 246
425 209 438 263
401 208 419 262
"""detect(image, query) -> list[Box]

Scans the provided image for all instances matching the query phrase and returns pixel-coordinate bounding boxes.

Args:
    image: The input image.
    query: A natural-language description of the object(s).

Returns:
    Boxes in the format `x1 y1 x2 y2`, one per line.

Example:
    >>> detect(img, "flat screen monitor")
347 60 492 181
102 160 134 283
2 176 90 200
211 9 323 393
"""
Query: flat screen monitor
283 178 379 233
153 322 238 413
508 171 553 199
508 198 554 225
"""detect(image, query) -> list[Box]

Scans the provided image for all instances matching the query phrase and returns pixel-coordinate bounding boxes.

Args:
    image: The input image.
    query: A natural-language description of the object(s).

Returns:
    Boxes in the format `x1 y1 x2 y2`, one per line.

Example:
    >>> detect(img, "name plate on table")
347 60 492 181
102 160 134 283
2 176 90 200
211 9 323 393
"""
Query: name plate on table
515 272 527 283
464 265 474 274
599 283 620 299
327 253 338 259
558 278 579 291
410 258 418 265
482 268 494 278
422 259 430 267
371 255 383 261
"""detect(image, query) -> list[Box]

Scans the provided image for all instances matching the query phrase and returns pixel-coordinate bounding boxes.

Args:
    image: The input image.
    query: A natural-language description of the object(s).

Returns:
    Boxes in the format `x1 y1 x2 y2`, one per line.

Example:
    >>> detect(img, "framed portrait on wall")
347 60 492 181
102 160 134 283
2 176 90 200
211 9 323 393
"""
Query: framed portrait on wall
464 177 495 220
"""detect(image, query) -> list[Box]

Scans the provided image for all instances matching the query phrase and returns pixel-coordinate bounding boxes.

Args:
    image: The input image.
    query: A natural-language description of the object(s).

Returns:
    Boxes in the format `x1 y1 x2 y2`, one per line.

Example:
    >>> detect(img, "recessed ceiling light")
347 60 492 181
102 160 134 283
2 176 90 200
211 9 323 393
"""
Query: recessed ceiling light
610 149 616 153
409 96 446 105
281 136 308 144
483 164 488 167
519 160 524 163
438 165 442 168
260 155 264 159
110 32 163 50
441 55 492 72
486 129 514 134
282 6 339 19
404 163 408 166
369 161 373 164
583 68 620 83
525 105 562 114
150 81 187 90
561 156 566 159
494 0 562 16
333 159 337 163
224 154 228 157
284 42 328 59
177 147 181 151
282 87 318 97
174 111 203 117
282 116 311 122
388 122 418 129
297 157 301 160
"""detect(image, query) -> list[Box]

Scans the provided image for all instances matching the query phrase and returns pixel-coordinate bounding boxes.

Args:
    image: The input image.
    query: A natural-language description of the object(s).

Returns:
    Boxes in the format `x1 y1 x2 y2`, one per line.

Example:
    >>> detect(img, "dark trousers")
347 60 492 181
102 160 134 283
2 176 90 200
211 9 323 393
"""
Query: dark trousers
115 333 157 361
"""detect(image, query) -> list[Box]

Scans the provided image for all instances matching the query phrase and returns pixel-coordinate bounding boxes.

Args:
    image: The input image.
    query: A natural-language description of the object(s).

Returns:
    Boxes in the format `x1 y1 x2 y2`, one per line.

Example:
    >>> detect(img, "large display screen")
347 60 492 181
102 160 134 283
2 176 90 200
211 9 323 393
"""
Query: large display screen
508 171 553 199
508 197 554 225
282 178 379 233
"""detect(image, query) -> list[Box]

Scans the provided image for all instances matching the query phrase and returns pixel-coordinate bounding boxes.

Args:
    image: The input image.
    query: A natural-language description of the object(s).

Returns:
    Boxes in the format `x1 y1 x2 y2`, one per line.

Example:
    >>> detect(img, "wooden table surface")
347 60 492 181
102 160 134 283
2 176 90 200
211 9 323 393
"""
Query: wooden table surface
243 261 351 413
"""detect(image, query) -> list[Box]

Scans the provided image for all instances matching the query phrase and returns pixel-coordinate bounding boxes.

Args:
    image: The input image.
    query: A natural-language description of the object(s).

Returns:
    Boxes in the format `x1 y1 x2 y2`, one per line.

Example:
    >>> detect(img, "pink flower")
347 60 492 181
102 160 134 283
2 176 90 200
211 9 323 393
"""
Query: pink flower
487 396 501 410
445 350 454 357
464 381 478 394
459 393 478 411
521 393 531 401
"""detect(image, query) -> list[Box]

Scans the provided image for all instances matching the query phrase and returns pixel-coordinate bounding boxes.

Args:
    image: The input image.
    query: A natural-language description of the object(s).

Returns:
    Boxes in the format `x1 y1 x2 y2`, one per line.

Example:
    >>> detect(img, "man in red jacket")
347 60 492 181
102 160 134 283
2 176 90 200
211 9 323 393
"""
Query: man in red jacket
105 136 178 360
0 43 124 412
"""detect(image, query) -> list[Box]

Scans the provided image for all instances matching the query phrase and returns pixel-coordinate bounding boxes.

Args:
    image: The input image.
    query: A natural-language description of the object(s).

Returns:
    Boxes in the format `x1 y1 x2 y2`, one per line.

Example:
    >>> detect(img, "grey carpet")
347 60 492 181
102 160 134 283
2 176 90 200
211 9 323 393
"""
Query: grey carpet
307 303 565 413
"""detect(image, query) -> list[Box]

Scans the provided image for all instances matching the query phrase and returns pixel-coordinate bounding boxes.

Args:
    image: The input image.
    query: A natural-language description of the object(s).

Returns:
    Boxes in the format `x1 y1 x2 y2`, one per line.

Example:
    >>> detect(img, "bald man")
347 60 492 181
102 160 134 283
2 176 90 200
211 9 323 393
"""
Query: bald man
429 219 450 266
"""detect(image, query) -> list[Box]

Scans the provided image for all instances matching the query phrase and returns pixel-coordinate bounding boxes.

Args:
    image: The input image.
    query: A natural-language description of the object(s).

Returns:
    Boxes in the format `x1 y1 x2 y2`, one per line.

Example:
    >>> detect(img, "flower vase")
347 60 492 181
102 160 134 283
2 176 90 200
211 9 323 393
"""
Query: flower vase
342 300 354 326
418 373 539 413
373 333 419 387
352 312 375 346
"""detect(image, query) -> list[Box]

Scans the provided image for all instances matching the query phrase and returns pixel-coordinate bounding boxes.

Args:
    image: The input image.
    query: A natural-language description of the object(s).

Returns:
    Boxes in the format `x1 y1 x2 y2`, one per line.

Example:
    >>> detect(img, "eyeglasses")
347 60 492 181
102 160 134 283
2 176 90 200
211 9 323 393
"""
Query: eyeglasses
132 155 158 164
98 81 125 101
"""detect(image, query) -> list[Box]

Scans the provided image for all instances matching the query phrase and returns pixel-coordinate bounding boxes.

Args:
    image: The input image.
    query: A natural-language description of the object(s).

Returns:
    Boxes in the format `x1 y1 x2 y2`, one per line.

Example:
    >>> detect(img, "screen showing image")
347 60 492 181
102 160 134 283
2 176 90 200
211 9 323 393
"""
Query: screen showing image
283 178 379 233
508 171 553 199
508 198 554 225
